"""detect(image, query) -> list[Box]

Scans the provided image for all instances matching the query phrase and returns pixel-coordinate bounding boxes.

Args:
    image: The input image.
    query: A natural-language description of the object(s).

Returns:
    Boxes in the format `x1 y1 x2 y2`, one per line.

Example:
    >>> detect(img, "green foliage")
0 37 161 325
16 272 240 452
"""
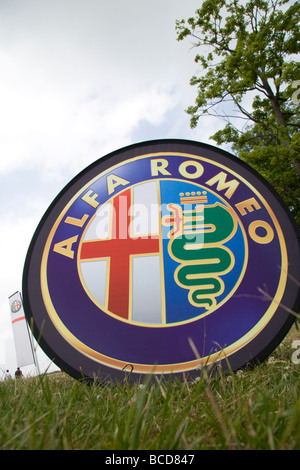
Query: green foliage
0 324 300 450
176 0 300 225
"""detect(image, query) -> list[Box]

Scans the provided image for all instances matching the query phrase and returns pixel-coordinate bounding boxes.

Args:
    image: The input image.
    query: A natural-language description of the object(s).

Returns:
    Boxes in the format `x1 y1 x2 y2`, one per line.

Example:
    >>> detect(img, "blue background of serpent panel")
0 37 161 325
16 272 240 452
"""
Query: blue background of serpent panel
45 155 283 366
159 180 246 324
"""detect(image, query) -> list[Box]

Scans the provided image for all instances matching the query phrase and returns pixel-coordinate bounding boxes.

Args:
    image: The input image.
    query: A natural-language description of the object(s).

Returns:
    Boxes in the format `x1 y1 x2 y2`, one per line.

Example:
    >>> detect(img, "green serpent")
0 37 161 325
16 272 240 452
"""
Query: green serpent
170 204 236 309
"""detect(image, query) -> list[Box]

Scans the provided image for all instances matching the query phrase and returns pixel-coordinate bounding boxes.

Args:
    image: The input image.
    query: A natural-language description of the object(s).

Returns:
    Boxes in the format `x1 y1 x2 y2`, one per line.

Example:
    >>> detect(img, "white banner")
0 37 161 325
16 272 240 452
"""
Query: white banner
9 291 35 368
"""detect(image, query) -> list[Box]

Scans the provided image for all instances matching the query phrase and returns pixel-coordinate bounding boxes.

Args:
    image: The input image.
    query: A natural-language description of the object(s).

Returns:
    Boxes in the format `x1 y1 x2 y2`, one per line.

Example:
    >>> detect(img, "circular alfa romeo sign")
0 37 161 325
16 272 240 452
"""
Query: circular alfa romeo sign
22 140 300 382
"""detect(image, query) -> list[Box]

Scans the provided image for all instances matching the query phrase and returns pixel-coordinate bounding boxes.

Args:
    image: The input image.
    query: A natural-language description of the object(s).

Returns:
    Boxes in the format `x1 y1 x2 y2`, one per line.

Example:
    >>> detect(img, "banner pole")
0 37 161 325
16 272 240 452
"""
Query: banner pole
8 291 35 370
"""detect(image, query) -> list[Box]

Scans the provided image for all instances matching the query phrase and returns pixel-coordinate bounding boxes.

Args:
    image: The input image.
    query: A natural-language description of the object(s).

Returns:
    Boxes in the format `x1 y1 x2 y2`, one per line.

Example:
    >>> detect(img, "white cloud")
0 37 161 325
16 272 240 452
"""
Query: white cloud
0 24 183 181
0 76 180 181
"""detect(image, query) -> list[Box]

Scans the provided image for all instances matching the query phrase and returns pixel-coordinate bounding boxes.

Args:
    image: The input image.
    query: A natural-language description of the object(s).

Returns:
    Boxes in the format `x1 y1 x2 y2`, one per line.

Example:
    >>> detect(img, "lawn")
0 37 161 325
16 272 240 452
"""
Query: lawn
0 323 299 450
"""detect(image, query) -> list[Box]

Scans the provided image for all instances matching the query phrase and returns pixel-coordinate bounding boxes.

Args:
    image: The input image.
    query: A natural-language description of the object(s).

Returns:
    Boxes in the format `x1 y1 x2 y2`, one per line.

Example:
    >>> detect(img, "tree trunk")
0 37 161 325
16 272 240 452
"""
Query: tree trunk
261 76 300 178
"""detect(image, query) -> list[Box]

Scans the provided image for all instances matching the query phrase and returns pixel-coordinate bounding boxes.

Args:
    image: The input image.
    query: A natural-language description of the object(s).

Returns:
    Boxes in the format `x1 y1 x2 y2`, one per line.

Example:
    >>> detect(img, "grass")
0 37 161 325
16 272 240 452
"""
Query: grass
0 323 300 450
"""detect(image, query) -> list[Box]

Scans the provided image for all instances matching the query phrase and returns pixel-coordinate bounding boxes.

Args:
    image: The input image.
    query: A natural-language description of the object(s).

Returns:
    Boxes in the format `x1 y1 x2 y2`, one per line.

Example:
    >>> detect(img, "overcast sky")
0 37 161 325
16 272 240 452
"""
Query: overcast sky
0 0 228 377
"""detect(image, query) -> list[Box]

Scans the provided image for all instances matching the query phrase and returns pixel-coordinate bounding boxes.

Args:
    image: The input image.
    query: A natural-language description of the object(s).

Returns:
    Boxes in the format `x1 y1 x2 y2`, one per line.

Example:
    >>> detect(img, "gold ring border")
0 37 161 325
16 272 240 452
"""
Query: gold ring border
40 152 288 374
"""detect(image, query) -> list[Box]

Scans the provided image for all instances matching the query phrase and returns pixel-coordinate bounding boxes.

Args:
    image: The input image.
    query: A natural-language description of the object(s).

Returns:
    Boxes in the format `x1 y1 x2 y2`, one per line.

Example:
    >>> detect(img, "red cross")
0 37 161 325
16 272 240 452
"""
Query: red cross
79 188 160 319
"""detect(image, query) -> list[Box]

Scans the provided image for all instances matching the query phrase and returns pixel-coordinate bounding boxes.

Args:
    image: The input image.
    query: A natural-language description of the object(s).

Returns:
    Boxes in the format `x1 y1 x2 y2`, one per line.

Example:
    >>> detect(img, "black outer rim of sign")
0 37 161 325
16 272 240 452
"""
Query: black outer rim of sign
22 139 300 383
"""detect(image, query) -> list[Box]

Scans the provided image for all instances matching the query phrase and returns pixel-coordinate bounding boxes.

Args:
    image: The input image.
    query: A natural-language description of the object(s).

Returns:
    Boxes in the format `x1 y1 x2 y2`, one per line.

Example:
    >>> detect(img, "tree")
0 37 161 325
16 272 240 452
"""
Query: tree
176 0 300 224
